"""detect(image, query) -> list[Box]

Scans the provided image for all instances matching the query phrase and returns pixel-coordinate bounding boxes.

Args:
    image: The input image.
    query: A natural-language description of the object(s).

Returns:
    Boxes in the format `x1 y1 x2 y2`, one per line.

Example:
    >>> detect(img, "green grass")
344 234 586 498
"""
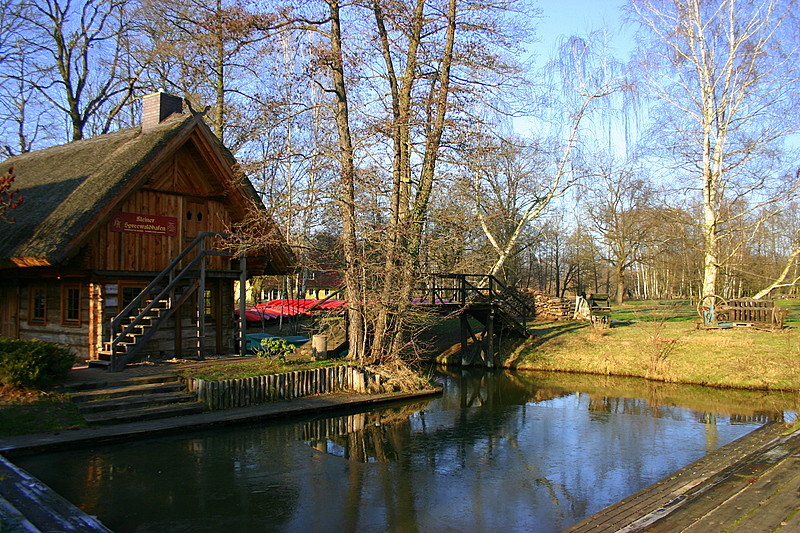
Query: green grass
609 299 697 323
505 300 800 391
610 297 800 326
0 392 86 436
175 358 339 381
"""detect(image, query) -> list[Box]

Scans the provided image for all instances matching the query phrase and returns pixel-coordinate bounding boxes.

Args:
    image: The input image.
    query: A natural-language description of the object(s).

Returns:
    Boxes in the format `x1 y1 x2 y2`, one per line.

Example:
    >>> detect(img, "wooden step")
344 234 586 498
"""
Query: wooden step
81 402 206 425
70 381 184 402
76 391 198 413
58 373 179 392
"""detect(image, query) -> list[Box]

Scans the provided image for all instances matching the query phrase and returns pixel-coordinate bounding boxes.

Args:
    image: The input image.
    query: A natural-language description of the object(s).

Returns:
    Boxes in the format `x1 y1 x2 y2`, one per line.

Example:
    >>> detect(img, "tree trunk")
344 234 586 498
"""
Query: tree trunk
615 263 625 304
325 0 365 362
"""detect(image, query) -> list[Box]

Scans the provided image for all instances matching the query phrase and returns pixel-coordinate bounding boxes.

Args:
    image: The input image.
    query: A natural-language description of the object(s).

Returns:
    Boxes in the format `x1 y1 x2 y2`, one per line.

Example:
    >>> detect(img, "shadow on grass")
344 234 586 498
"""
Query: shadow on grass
529 321 589 342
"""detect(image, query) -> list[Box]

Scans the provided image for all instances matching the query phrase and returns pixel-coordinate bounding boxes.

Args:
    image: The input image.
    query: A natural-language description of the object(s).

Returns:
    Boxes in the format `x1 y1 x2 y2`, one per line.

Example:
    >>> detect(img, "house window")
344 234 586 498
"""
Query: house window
62 284 81 327
120 285 144 311
29 286 46 325
204 289 213 319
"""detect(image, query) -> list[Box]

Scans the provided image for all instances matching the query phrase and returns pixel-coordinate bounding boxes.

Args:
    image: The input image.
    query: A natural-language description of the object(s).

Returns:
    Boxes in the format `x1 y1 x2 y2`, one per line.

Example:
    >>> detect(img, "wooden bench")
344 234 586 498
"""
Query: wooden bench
723 298 787 330
699 296 787 330
588 293 611 327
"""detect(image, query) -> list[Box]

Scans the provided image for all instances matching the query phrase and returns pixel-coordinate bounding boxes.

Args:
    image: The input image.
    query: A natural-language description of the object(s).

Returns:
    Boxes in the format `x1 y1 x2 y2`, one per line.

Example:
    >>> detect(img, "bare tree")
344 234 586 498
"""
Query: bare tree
630 0 800 297
752 196 800 298
311 0 532 364
464 34 628 280
13 0 141 142
584 157 663 303
461 135 547 282
134 0 279 147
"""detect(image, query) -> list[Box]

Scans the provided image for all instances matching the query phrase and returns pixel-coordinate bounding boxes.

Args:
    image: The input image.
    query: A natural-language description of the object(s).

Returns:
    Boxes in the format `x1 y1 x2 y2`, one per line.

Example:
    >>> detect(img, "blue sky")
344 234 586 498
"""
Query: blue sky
533 0 634 61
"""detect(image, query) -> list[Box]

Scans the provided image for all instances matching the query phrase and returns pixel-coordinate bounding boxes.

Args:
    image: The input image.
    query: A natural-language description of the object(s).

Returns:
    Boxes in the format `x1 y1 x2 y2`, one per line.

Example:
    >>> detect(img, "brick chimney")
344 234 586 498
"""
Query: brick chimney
142 91 183 131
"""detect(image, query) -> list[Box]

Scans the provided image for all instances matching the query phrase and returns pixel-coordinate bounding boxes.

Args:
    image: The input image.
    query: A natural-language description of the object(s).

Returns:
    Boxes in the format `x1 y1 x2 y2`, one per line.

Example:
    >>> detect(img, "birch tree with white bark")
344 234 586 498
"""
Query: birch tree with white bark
630 0 800 298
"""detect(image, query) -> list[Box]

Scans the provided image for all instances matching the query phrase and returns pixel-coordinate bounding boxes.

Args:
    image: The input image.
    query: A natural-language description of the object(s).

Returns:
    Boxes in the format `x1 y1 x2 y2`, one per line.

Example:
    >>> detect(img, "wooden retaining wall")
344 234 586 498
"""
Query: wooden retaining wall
183 365 385 410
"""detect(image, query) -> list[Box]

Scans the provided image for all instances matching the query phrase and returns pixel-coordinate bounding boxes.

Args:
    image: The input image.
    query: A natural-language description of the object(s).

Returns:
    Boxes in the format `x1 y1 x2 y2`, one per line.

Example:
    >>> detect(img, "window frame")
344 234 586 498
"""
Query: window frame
119 283 146 313
61 283 82 327
28 285 47 325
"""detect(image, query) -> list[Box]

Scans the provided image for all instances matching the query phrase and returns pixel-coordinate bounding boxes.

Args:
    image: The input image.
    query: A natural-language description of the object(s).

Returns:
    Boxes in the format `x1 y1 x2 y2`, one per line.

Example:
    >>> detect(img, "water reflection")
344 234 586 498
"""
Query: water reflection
15 368 798 533
435 367 795 424
305 403 427 463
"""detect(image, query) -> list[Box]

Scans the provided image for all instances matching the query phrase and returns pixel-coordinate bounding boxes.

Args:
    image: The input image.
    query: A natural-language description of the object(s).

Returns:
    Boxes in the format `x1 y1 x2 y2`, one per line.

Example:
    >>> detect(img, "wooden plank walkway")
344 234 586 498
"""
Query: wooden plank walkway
563 422 800 532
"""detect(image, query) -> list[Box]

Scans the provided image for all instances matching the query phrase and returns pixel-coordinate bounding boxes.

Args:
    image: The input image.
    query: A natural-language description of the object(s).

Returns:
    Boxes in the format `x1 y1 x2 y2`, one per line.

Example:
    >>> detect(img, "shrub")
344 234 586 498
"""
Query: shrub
0 337 75 388
255 337 295 361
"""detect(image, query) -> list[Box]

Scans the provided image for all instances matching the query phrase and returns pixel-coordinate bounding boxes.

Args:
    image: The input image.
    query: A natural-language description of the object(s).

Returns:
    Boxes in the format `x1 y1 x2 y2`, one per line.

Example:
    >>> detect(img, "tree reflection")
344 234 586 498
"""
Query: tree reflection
16 367 795 533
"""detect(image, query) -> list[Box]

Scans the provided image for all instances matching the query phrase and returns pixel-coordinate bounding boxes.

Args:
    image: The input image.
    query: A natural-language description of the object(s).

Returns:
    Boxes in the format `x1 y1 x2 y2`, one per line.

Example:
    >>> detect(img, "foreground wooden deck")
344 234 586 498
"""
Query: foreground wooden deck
563 422 800 532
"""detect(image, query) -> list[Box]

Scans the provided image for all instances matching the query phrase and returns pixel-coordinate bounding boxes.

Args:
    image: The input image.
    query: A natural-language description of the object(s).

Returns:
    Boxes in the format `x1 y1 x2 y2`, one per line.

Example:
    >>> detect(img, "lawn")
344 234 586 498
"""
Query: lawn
0 387 85 436
505 298 800 391
175 357 338 381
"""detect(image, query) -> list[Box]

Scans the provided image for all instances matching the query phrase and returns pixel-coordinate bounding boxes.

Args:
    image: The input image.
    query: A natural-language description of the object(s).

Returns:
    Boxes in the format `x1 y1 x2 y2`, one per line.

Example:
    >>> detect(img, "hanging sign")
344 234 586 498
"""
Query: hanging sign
110 212 178 236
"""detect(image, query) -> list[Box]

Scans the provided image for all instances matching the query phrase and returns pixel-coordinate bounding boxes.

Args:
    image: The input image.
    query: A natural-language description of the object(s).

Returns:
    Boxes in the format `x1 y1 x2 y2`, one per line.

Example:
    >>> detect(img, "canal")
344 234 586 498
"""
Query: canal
16 368 798 532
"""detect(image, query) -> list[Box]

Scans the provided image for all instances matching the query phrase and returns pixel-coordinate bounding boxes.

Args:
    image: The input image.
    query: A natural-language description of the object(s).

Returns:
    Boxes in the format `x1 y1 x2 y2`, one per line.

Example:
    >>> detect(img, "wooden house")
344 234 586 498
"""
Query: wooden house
303 270 344 300
0 92 293 370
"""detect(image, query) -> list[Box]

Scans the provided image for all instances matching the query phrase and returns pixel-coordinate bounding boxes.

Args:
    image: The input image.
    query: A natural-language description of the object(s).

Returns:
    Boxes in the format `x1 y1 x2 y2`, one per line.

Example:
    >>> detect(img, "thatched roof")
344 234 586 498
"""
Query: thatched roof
0 113 293 273
0 114 198 267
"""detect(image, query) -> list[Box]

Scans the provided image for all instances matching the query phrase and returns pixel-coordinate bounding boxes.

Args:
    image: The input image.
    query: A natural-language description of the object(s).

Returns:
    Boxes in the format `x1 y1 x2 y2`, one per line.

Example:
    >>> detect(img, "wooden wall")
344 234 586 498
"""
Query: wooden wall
6 136 248 363
17 281 89 362
83 144 233 273
88 278 235 360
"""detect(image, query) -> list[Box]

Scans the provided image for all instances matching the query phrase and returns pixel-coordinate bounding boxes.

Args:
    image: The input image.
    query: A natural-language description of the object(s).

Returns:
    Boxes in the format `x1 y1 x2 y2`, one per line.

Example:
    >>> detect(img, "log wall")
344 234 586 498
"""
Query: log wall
17 281 90 362
184 365 385 410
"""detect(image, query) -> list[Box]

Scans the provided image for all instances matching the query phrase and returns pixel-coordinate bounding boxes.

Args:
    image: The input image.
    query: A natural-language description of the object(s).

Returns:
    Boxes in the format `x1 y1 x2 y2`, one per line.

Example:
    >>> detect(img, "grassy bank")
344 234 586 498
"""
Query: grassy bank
175 357 338 381
0 387 85 436
0 357 338 437
504 299 800 391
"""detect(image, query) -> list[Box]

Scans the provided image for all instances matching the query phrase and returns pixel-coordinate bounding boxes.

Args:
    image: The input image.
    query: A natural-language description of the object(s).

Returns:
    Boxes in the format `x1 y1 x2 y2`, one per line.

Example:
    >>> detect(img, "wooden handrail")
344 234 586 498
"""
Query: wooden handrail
413 273 532 332
108 231 231 371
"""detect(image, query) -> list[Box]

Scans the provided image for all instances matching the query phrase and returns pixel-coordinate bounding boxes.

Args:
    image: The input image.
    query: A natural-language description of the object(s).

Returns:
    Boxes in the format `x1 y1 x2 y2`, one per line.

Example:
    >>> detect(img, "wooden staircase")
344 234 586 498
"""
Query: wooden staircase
89 231 232 371
91 280 198 370
66 374 205 425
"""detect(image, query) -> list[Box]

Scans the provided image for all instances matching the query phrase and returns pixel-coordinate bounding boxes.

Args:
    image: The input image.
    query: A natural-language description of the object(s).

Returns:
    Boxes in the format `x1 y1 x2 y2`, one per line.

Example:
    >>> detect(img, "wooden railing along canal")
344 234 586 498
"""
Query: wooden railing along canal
183 365 385 410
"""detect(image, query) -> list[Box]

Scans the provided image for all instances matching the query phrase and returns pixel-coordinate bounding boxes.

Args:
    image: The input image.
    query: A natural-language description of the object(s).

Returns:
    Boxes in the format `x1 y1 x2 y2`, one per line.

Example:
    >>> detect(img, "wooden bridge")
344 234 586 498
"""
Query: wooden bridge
412 274 534 366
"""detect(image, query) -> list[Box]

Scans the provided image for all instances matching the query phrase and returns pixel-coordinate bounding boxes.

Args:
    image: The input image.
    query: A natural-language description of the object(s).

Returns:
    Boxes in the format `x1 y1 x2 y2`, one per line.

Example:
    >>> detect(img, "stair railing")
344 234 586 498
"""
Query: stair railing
108 231 230 371
415 273 532 333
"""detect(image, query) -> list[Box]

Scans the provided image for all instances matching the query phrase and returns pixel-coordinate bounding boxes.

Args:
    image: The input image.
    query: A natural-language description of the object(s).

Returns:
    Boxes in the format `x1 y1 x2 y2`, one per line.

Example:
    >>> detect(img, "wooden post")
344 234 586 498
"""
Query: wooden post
486 308 495 368
197 235 206 360
239 254 247 357
460 313 469 365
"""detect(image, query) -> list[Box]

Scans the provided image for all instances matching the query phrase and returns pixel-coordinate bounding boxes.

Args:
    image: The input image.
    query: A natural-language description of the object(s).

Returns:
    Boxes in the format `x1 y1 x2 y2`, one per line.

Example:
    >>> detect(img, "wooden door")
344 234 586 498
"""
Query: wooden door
0 284 19 338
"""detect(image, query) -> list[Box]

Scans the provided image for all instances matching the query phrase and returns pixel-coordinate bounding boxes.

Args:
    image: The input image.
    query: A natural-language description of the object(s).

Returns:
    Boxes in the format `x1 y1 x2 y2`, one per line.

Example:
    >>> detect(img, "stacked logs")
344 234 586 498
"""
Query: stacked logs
522 289 575 320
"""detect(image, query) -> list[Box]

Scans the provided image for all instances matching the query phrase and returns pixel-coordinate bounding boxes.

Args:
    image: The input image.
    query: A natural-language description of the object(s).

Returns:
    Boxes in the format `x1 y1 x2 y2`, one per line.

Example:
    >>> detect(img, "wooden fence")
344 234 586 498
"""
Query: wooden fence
183 365 384 410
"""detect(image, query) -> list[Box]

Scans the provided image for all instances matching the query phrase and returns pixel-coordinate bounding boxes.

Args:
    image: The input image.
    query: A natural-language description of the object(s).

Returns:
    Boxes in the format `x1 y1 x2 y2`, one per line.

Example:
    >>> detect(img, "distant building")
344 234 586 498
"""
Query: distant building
0 92 293 369
246 267 344 303
302 269 344 300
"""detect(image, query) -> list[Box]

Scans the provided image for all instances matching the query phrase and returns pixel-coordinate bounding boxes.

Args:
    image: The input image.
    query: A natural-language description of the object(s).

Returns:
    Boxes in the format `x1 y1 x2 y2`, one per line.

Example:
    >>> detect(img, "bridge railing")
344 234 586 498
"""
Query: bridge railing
412 273 533 330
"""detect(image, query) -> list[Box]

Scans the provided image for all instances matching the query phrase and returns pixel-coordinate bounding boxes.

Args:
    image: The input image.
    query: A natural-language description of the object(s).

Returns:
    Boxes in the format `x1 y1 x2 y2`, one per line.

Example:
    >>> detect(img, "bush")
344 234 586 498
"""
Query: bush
255 337 295 361
0 337 75 388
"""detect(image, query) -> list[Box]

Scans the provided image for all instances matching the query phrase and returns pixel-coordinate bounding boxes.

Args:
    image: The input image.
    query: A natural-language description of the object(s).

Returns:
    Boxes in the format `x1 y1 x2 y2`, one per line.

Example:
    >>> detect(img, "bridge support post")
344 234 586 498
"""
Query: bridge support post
460 314 469 365
485 309 495 368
